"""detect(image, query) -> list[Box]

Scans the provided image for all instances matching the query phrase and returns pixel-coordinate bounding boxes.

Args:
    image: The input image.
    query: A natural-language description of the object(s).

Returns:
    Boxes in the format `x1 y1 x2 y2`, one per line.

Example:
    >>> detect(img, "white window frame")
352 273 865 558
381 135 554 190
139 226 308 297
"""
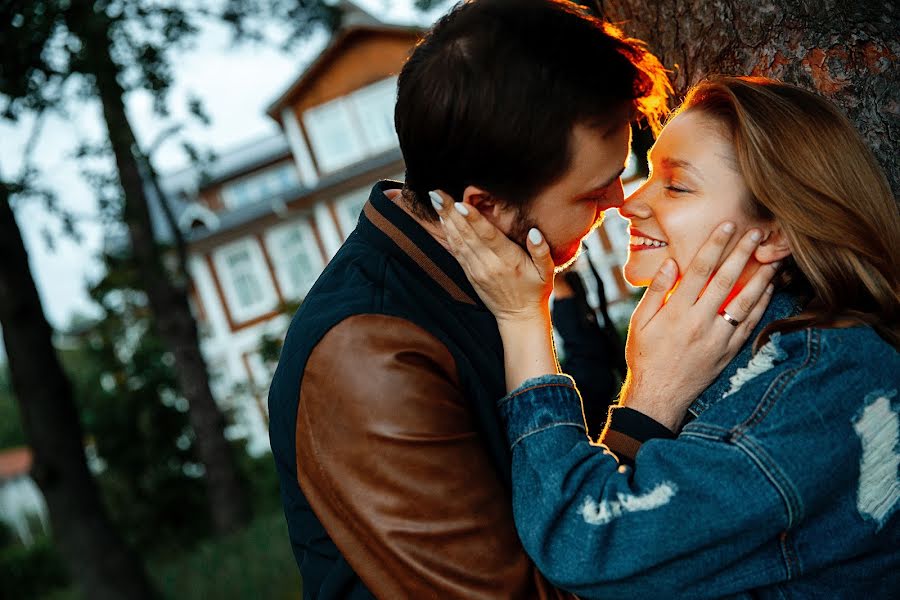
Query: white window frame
349 76 399 154
335 187 371 239
303 98 368 174
212 238 279 324
220 163 302 211
264 220 325 300
302 76 400 175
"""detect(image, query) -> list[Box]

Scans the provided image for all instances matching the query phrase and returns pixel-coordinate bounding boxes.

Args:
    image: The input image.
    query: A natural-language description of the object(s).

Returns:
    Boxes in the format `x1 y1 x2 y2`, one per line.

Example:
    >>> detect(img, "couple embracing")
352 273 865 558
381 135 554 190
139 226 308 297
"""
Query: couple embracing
268 0 900 598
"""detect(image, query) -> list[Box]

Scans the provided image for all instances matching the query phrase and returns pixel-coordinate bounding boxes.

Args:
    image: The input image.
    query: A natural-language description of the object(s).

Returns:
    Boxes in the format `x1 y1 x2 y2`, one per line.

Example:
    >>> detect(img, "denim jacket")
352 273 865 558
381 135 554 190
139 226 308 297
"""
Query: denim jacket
498 293 900 599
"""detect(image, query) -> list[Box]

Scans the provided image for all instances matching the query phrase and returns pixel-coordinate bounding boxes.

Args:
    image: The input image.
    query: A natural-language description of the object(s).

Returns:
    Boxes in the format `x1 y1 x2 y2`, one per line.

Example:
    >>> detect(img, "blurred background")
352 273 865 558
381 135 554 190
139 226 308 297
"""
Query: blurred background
1 0 895 598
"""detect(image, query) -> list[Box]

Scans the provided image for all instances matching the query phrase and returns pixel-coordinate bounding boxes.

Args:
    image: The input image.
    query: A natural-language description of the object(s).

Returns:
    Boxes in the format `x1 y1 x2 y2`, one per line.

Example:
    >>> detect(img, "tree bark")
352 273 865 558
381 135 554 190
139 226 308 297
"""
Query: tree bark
602 0 899 195
69 11 250 534
0 185 157 600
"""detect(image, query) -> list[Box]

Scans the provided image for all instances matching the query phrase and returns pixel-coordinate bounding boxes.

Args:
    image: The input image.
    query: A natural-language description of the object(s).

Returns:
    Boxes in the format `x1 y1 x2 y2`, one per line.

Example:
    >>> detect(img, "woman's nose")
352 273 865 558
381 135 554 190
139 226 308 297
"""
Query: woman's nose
619 182 652 219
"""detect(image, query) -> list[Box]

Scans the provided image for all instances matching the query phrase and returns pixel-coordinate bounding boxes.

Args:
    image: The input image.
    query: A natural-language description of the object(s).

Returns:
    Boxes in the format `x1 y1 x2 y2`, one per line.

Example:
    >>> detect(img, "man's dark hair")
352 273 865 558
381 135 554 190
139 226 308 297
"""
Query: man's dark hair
395 0 670 220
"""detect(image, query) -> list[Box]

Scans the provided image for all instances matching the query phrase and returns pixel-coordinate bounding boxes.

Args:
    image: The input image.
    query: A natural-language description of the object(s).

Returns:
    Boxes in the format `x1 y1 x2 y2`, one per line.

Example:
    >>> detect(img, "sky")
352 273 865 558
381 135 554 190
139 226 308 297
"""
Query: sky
0 0 449 337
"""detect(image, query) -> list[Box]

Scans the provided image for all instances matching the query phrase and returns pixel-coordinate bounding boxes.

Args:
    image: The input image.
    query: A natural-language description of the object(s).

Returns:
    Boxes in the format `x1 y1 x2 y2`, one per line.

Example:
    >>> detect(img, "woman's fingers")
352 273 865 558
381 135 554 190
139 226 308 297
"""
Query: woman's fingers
631 258 678 330
718 258 779 334
431 190 516 260
726 282 775 354
695 228 765 314
667 222 737 311
525 228 555 284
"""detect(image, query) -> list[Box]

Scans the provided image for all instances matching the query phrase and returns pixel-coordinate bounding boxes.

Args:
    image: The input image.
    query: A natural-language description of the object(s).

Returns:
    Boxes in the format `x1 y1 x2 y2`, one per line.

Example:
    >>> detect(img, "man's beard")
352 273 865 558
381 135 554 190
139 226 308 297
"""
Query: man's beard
507 206 598 273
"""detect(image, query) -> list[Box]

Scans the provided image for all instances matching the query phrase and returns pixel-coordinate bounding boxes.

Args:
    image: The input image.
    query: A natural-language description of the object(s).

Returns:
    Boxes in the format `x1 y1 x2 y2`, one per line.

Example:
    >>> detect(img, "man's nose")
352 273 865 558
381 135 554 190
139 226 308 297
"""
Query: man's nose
600 179 625 211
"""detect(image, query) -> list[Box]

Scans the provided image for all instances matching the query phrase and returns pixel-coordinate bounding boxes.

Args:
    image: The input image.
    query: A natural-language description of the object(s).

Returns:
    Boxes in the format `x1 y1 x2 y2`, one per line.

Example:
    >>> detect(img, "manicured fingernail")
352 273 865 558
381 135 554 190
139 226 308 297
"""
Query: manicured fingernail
750 230 762 242
766 283 775 294
723 222 735 233
771 261 781 270
429 191 444 209
528 228 543 244
661 258 676 276
439 216 444 225
454 202 469 216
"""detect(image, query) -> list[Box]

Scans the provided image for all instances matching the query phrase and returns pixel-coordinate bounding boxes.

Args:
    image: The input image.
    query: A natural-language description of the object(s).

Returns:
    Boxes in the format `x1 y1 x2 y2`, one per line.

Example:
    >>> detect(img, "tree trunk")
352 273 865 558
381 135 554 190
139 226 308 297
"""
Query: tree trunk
602 0 899 194
70 12 250 535
0 185 157 600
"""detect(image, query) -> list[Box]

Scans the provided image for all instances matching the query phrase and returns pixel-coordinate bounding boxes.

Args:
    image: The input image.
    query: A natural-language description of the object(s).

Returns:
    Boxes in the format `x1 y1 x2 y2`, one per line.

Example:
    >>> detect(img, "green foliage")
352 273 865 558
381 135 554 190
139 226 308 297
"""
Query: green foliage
0 536 69 599
43 511 301 600
0 365 26 449
69 250 211 553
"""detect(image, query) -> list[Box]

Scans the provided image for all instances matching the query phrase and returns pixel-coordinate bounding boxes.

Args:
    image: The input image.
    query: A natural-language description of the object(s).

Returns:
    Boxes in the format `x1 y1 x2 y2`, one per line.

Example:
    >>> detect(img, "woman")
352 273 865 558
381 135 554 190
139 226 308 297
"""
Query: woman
432 77 899 598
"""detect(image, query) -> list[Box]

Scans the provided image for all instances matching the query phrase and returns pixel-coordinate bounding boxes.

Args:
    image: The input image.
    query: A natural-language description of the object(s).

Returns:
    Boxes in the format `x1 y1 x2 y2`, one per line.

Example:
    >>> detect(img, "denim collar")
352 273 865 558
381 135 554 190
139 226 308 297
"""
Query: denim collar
687 291 804 419
355 180 490 311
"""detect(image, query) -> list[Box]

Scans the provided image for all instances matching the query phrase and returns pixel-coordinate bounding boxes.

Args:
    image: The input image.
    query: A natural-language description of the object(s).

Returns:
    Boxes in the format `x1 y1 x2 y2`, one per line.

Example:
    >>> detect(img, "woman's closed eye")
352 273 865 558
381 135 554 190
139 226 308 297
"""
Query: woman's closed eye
665 183 691 194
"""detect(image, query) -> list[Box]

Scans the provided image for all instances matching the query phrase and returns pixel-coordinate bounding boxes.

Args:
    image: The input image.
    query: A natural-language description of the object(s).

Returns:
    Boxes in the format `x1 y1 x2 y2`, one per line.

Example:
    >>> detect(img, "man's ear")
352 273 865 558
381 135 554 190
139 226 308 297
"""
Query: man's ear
461 185 515 229
754 223 792 264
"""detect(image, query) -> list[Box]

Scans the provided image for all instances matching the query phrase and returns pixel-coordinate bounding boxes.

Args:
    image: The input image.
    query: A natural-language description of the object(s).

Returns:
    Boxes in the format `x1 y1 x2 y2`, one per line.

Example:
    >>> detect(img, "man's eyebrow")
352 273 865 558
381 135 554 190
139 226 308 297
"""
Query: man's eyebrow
583 165 626 196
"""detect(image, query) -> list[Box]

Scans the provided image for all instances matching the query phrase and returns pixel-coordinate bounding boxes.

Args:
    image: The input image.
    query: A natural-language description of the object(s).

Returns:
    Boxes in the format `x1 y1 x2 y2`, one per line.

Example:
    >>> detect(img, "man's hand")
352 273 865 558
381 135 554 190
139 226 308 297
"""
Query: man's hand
621 222 780 431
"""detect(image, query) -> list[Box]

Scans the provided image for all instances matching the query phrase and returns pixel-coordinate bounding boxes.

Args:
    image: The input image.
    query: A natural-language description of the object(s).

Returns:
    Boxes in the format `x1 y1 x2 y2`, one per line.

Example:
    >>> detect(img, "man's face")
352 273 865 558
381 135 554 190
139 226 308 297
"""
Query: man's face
500 121 631 269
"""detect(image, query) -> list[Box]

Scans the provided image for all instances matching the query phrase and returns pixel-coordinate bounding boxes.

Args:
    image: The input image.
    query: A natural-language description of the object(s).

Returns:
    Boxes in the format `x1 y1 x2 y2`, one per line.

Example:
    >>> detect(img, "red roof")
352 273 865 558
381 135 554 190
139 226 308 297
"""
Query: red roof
0 447 33 480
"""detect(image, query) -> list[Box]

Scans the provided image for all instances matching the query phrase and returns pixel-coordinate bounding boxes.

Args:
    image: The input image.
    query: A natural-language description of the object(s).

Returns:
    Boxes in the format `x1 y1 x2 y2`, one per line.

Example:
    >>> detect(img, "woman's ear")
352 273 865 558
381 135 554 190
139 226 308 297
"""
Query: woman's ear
754 223 792 264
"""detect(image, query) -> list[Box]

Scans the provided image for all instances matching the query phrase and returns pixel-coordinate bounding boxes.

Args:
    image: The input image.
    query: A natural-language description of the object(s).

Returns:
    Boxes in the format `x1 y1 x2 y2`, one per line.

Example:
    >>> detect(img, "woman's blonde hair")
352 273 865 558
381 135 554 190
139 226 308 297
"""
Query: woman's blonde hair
678 76 899 349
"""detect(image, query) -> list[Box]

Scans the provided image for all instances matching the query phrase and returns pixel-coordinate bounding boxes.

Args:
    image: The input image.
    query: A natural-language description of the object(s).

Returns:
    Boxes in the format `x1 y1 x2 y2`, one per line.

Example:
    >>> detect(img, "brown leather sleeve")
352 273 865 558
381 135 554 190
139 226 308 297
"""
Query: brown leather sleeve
296 314 571 600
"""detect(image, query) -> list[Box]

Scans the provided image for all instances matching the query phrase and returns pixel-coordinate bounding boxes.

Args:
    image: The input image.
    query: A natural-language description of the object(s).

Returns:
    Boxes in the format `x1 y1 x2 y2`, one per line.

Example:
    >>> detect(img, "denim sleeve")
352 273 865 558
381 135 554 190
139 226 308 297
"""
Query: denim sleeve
498 375 791 599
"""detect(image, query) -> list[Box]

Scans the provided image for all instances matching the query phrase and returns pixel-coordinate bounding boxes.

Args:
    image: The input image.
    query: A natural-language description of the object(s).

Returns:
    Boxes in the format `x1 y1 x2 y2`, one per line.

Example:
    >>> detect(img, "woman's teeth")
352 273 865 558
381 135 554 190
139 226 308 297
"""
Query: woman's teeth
630 235 668 248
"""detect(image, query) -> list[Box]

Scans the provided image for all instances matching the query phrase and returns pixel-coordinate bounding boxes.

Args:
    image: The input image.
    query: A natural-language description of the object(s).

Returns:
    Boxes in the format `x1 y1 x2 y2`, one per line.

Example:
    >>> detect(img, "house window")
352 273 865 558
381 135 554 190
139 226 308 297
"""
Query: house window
350 77 398 153
302 76 400 175
303 99 367 173
335 188 371 238
213 239 279 324
220 163 302 211
227 249 263 307
266 221 325 300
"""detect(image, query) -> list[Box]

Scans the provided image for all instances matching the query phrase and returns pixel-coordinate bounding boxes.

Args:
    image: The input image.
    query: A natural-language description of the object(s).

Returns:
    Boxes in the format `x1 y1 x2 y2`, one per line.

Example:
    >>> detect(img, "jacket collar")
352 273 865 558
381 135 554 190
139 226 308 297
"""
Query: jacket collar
356 181 487 309
687 291 804 419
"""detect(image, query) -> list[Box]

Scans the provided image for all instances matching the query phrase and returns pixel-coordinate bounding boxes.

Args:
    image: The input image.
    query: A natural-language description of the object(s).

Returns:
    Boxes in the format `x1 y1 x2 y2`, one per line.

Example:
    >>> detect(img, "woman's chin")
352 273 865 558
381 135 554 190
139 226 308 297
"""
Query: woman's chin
623 261 656 288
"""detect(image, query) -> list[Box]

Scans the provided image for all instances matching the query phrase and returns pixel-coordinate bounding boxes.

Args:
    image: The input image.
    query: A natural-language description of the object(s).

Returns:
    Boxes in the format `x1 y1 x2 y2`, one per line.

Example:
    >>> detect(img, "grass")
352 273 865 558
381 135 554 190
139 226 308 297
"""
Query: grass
44 511 301 600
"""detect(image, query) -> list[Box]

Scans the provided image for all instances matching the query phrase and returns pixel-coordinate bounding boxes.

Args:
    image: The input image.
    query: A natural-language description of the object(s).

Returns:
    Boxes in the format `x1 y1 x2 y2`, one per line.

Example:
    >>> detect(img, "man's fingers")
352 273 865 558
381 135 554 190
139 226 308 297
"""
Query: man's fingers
696 228 764 313
668 222 736 310
632 258 678 329
525 228 554 284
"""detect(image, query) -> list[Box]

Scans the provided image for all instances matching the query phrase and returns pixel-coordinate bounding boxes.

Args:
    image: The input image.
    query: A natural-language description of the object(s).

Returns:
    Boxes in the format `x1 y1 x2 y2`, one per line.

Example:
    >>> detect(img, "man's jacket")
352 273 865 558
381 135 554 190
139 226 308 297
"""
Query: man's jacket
268 181 569 599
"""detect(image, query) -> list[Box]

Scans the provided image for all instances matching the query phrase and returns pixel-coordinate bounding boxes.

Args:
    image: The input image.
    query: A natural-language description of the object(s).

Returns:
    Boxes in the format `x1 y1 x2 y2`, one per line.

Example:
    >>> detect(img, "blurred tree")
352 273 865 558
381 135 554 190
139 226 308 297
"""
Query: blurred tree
0 180 157 599
596 0 899 194
71 249 212 553
0 0 336 539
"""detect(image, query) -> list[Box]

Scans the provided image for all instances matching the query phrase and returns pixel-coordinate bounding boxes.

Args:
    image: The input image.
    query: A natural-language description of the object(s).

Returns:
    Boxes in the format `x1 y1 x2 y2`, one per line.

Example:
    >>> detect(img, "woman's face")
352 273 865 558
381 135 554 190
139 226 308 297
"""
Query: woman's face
621 110 770 287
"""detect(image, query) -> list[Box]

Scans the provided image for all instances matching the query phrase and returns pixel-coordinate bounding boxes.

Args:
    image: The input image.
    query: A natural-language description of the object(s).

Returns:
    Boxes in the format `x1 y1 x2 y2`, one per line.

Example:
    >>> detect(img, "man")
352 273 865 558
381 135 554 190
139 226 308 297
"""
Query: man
268 0 669 597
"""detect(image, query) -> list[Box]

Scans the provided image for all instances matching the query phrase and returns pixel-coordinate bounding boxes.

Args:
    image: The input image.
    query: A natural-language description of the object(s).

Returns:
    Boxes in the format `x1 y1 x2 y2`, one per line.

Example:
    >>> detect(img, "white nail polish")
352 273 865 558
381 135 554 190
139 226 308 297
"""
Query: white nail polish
431 199 442 212
429 190 444 208
454 202 469 216
528 228 543 244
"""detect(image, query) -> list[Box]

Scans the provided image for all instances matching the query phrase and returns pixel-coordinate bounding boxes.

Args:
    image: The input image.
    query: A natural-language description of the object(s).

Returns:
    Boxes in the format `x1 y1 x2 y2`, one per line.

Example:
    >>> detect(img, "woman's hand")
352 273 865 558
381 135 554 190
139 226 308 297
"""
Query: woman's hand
622 222 780 431
431 190 560 391
430 191 555 325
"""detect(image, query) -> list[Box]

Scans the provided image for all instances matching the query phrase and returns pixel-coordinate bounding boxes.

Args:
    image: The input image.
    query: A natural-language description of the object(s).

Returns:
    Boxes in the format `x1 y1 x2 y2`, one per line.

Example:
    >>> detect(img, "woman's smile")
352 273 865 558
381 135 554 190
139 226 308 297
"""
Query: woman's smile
628 228 668 251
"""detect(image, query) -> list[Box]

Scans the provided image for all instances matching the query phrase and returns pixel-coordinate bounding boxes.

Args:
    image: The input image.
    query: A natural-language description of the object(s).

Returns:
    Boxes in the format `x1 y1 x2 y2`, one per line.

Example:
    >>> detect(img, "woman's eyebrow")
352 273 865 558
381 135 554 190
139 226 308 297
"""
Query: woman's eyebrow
660 156 704 180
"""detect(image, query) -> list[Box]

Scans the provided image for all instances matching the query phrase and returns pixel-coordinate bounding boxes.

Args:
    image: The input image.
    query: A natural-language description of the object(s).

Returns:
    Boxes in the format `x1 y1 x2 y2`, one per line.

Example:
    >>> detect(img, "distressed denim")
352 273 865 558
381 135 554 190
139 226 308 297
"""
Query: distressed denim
499 293 900 599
